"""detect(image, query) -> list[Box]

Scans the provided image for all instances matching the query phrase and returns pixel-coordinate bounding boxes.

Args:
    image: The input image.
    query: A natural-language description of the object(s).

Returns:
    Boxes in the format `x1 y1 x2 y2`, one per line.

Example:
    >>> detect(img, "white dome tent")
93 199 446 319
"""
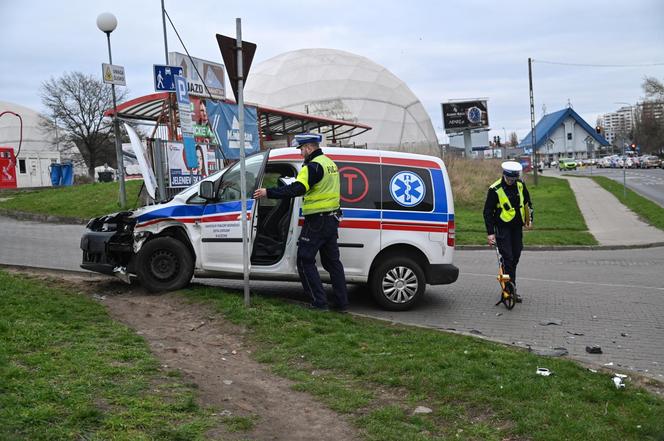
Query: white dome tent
244 49 439 156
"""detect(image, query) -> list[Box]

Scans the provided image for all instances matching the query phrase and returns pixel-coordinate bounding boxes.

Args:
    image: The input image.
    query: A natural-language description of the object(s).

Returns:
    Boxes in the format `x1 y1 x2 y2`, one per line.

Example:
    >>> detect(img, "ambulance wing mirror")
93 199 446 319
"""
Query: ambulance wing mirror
199 181 215 201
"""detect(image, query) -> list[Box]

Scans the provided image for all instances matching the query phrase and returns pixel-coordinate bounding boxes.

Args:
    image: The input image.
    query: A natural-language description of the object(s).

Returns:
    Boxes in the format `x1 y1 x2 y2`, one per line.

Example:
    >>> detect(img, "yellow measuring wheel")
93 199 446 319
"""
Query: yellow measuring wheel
494 245 516 310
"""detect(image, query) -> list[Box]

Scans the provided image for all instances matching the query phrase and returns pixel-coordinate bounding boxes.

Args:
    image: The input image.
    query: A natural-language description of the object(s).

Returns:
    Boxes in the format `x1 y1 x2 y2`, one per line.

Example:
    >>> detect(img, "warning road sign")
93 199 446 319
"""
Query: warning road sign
101 63 126 86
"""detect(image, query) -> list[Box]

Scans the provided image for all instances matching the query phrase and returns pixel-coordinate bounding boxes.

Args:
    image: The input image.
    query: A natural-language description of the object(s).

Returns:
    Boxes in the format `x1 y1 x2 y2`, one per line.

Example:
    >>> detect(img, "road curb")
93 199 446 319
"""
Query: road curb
0 208 87 225
458 243 664 251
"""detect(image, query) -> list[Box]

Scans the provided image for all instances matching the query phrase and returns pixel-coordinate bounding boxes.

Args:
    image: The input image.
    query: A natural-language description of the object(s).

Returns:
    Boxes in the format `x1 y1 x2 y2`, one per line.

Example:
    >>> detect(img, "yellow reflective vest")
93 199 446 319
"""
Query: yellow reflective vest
296 154 340 215
490 178 525 223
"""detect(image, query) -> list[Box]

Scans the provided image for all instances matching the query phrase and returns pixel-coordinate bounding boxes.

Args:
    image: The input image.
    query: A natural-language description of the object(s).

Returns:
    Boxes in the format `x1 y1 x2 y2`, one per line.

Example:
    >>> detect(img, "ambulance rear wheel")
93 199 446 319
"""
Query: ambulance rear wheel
370 256 425 311
136 237 194 292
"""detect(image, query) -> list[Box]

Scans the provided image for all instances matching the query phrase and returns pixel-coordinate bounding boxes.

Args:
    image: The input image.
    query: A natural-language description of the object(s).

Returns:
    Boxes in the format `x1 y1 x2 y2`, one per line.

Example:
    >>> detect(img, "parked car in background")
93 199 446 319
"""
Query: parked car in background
558 158 577 171
641 155 662 168
598 156 612 168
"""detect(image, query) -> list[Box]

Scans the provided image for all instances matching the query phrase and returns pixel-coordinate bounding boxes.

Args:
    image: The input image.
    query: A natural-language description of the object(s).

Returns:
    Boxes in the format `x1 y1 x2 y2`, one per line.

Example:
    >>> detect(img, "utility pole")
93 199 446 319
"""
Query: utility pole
528 58 538 185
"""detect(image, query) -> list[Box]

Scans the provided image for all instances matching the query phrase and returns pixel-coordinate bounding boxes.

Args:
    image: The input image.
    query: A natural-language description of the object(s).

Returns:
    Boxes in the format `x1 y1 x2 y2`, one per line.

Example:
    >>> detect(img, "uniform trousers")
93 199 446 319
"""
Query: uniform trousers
495 224 523 286
297 213 348 309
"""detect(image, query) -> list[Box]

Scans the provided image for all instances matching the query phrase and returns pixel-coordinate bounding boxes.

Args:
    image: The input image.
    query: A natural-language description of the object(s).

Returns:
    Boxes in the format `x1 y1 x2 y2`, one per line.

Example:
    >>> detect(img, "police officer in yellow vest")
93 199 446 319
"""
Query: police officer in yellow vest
483 161 533 303
253 134 348 312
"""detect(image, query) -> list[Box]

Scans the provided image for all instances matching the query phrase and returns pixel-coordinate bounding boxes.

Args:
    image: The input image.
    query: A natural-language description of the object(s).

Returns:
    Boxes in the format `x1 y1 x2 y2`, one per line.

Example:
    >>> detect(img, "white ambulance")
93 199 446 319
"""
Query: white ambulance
80 148 458 310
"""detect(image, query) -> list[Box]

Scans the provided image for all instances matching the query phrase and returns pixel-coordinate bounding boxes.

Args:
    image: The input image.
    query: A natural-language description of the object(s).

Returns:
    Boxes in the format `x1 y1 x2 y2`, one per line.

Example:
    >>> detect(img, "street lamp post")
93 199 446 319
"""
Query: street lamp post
97 12 126 208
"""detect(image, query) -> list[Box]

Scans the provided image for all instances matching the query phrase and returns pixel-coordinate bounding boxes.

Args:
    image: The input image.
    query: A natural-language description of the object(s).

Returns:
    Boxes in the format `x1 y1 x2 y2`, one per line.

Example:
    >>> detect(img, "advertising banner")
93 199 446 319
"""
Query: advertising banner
175 74 197 169
123 123 157 198
168 52 226 100
167 142 217 187
206 100 260 160
442 100 489 132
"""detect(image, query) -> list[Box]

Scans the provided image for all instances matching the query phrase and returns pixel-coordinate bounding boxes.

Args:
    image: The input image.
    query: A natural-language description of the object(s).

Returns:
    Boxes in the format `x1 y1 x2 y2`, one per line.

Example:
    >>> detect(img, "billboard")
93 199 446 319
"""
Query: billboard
442 100 489 132
168 52 226 100
205 100 260 160
167 142 218 187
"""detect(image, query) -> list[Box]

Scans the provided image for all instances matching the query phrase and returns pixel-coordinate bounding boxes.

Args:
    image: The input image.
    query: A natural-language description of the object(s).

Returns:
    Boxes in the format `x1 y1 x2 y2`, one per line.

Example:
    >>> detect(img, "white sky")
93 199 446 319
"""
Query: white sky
1 0 663 143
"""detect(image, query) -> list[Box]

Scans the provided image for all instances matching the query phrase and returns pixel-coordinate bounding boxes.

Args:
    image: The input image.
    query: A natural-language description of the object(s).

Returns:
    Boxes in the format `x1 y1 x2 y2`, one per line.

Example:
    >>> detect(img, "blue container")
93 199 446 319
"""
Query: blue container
60 163 74 186
49 163 62 186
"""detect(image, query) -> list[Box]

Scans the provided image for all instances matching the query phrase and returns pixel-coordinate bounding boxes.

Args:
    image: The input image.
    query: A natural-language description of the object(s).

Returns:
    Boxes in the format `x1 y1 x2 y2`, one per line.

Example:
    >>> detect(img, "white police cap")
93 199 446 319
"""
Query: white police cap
501 161 522 177
293 133 322 148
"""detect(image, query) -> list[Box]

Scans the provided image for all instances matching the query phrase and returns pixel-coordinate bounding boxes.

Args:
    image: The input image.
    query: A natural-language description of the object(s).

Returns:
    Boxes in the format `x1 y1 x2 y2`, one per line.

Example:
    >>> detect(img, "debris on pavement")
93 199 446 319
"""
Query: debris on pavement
189 321 206 331
567 330 585 336
613 376 626 389
586 345 603 354
539 318 563 326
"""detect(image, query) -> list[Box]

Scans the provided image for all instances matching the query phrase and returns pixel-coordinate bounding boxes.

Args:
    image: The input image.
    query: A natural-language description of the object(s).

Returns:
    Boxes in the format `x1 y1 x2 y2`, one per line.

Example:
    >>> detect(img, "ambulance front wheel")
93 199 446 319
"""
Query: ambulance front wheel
370 256 425 311
136 237 194 292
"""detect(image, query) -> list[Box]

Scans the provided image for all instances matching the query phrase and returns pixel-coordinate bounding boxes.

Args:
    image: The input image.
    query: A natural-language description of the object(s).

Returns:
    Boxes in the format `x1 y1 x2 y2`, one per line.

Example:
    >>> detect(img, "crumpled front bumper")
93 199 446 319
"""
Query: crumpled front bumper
80 212 136 276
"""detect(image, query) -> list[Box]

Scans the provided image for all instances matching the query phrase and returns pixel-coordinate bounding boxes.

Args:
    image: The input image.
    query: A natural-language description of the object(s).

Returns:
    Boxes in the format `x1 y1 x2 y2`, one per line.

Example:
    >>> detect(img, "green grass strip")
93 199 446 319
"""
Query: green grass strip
456 176 597 245
0 180 144 220
590 176 664 232
0 271 215 440
185 287 664 441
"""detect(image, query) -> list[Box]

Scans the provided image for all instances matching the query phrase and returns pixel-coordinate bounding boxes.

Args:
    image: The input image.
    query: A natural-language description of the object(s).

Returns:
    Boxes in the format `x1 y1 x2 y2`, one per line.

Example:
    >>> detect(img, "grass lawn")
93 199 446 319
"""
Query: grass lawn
184 286 664 441
0 271 216 440
589 175 664 231
456 176 597 246
2 270 663 440
0 180 144 220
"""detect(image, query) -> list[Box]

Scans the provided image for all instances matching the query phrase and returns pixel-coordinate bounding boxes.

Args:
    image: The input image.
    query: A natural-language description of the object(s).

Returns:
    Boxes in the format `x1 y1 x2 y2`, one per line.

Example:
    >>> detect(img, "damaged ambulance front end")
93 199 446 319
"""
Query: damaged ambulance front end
80 211 140 282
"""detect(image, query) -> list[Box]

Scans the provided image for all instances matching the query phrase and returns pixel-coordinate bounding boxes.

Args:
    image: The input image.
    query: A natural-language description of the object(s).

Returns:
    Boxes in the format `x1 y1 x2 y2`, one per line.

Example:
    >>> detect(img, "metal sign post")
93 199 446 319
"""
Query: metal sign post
216 22 257 307
236 18 250 307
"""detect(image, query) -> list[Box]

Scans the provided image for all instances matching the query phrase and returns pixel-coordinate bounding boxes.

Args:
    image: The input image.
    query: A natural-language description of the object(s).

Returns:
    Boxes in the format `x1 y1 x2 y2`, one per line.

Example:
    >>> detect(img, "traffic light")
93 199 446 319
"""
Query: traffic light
595 126 602 134
496 136 501 147
630 143 637 152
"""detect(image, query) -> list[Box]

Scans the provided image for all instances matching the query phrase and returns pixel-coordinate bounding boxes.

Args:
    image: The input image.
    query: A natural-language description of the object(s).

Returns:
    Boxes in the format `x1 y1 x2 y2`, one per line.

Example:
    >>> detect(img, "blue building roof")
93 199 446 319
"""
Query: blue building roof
518 107 609 150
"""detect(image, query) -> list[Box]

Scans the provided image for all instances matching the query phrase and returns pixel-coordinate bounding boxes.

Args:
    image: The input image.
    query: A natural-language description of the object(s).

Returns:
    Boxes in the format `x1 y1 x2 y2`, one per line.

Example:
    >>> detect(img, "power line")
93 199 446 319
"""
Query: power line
534 59 664 68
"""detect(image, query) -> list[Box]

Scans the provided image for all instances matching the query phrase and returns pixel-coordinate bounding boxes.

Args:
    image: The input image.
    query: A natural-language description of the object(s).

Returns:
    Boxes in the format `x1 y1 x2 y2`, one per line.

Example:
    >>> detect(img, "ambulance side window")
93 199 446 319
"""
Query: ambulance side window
337 162 381 210
381 166 433 212
216 152 266 202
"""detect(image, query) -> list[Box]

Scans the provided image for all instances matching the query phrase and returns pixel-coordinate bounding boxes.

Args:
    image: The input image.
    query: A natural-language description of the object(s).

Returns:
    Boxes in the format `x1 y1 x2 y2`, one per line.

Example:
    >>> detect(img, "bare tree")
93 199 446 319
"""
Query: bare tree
634 77 664 154
643 76 664 100
508 131 519 147
40 72 128 178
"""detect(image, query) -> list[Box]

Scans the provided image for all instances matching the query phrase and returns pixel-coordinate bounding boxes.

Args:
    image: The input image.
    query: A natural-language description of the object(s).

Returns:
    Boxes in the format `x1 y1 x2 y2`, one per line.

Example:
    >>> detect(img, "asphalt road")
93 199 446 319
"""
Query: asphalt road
1 215 663 381
566 167 664 207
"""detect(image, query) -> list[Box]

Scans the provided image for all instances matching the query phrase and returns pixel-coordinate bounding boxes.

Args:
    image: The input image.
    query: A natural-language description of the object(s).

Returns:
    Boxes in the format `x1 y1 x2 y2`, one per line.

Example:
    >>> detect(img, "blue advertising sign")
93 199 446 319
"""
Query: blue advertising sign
174 74 197 168
153 65 183 92
206 100 260 160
